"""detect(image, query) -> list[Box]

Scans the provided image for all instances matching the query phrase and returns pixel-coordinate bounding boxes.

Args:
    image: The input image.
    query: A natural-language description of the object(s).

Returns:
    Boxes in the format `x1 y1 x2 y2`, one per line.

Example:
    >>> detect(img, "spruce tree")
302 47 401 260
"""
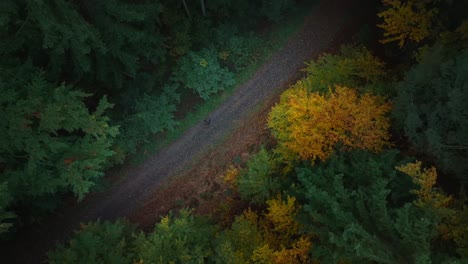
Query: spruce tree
296 150 459 263
393 44 468 182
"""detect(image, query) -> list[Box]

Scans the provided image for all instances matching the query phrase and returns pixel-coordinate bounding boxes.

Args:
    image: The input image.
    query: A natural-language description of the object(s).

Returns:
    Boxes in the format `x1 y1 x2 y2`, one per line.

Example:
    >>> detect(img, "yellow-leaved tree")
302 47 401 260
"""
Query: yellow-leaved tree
268 85 391 164
216 196 312 264
253 195 312 264
396 161 468 258
396 161 452 209
378 0 438 47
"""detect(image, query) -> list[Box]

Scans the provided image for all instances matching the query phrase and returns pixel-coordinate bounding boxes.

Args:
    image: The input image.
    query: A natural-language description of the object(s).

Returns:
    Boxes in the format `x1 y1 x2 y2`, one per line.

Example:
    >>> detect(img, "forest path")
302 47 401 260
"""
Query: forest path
5 0 369 262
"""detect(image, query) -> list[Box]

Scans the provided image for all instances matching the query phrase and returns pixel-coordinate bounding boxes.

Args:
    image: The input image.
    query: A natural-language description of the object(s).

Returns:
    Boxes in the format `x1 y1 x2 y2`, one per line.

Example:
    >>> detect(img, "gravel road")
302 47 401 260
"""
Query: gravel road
3 0 368 262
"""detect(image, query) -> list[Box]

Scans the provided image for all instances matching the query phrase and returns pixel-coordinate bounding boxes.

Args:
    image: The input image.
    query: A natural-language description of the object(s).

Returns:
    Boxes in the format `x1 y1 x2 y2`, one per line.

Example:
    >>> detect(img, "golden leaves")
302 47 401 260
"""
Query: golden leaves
396 161 452 208
269 85 391 163
378 0 436 47
265 196 300 237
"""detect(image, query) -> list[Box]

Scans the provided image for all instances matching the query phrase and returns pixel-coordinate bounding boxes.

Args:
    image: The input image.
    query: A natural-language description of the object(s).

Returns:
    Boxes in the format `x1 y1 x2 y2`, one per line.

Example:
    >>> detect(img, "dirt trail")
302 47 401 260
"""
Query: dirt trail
4 0 368 262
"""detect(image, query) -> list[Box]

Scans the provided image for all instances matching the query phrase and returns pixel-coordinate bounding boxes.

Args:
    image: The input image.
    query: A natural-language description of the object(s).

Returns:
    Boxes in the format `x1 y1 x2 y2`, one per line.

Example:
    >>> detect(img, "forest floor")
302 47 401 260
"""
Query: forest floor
5 0 371 262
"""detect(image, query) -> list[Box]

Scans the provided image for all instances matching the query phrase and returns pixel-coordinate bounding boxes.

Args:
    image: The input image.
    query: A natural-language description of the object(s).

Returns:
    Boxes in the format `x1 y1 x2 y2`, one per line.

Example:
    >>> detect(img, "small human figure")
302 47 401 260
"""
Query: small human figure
203 118 211 125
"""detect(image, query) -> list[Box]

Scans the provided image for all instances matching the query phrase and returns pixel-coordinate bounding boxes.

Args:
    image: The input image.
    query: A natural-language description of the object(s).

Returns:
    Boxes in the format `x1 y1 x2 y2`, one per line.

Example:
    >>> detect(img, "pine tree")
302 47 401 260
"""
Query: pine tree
236 147 280 204
296 150 457 263
0 0 166 90
393 43 468 182
133 209 216 263
48 219 135 264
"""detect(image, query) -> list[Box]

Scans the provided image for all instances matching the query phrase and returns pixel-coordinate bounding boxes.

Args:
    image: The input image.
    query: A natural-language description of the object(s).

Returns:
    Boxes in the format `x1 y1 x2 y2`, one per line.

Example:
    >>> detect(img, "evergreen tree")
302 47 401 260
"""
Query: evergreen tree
393 43 468 182
0 0 166 90
237 147 280 204
133 209 216 263
48 219 135 264
296 150 463 263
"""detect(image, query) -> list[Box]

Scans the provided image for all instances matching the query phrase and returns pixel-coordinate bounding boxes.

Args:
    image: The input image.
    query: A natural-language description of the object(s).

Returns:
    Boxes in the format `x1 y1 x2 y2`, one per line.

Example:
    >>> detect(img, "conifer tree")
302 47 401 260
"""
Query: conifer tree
236 147 280 204
393 43 468 182
0 0 166 90
48 219 135 264
296 150 461 263
133 209 216 263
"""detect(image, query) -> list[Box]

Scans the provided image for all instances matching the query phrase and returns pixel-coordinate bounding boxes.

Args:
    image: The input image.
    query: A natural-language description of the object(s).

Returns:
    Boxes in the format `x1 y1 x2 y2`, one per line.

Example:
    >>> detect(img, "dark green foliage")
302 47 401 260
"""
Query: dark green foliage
175 47 236 100
205 0 295 26
0 183 14 235
133 209 216 263
393 44 468 182
1 0 166 90
48 219 135 264
0 71 118 200
296 150 449 263
218 33 264 71
0 0 302 241
0 68 118 231
49 209 217 264
237 148 280 204
116 85 180 154
260 0 295 23
84 0 166 89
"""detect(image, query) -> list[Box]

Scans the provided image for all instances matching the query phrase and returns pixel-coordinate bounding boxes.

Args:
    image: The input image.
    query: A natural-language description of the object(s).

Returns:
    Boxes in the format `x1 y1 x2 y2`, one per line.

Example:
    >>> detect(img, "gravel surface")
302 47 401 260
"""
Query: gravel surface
3 0 367 262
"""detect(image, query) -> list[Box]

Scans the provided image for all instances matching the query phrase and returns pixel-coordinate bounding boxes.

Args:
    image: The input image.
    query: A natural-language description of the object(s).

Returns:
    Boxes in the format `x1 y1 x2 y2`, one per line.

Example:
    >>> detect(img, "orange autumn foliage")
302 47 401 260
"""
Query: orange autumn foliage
268 85 391 163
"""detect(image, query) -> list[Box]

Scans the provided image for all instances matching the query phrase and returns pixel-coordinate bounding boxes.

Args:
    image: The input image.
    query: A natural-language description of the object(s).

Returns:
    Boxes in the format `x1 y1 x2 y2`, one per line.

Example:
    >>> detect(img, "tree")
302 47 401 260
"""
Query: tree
268 85 391 164
115 84 180 154
0 0 166 90
377 0 438 47
133 209 216 263
48 219 136 264
296 150 463 263
393 43 468 182
215 197 311 264
0 68 118 230
175 47 235 100
396 161 452 209
236 147 280 204
302 45 386 94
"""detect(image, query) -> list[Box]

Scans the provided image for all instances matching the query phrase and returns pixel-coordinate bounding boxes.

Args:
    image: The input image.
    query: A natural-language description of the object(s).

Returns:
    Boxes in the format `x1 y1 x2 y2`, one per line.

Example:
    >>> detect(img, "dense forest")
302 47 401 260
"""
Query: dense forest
1 0 468 263
0 0 301 233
